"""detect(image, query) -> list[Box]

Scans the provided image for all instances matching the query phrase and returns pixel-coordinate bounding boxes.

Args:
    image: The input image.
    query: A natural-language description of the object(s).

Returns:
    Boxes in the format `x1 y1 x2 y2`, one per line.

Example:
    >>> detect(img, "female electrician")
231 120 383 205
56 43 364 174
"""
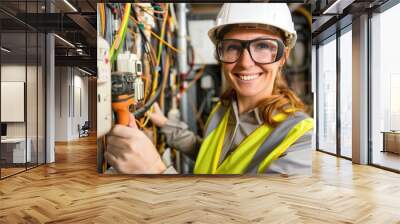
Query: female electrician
105 3 314 175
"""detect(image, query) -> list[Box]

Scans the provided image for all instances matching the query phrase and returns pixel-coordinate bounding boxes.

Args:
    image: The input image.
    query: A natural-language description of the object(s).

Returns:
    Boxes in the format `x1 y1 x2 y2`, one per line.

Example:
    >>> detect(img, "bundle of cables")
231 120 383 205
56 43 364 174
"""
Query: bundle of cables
130 3 171 119
103 3 180 124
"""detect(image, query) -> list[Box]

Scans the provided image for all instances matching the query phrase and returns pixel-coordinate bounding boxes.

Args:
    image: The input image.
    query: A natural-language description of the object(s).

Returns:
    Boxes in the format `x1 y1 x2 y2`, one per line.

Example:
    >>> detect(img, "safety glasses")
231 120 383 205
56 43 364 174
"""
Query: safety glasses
216 38 285 64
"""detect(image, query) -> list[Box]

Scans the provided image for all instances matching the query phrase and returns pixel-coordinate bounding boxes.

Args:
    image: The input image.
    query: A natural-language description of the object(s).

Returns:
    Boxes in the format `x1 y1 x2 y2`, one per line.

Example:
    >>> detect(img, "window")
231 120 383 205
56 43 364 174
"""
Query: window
0 0 47 179
370 2 400 171
317 36 337 155
339 28 352 158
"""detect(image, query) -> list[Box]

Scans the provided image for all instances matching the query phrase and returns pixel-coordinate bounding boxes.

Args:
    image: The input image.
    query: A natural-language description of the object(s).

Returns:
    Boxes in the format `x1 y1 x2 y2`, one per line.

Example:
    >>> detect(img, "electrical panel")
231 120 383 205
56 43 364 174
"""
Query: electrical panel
96 3 221 174
97 37 112 138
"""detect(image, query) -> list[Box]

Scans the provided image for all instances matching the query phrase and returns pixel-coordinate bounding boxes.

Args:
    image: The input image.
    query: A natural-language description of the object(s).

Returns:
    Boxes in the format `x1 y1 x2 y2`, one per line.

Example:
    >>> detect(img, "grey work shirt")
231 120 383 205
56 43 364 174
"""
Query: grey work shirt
161 100 313 175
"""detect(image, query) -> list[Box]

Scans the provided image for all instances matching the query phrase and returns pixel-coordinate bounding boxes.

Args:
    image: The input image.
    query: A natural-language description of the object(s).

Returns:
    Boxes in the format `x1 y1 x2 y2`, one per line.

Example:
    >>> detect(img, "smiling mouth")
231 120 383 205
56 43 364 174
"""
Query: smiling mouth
234 73 262 81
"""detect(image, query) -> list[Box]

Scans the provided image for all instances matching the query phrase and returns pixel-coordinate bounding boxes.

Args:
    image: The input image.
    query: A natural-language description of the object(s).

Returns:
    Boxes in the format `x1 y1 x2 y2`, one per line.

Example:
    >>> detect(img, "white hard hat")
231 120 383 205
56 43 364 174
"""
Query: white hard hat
208 3 297 49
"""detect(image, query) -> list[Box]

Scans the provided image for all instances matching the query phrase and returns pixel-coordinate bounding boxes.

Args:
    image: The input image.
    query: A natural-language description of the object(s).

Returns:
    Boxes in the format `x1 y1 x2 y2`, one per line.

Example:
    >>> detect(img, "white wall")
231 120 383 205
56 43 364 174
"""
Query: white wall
75 71 89 139
1 65 26 139
55 66 69 141
1 65 38 138
54 67 89 141
1 64 45 164
188 20 217 65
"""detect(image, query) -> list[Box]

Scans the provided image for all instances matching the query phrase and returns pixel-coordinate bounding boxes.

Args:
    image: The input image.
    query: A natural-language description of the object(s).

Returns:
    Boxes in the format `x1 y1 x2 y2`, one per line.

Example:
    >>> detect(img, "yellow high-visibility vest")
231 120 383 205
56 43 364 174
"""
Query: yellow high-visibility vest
194 103 314 174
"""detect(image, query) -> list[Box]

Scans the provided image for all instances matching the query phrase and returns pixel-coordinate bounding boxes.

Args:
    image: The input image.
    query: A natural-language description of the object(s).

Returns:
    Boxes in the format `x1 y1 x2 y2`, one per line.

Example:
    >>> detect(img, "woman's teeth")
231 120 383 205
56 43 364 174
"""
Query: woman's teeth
237 73 260 81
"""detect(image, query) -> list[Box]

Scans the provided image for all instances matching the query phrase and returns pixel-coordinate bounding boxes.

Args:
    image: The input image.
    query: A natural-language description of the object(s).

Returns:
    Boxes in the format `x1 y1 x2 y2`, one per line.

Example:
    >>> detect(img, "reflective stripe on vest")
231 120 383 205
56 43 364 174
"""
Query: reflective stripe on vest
246 112 308 174
193 103 314 174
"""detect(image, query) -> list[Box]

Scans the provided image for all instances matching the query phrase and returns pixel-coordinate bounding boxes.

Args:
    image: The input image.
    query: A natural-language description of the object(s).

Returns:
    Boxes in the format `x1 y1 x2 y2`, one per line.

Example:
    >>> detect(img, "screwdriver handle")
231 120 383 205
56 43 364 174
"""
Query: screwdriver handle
114 109 130 126
112 97 135 126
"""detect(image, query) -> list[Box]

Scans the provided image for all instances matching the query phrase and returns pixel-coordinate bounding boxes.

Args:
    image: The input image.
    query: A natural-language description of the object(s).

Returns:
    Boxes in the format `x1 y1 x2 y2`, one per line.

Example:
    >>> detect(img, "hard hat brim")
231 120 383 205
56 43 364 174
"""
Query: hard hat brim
208 23 297 49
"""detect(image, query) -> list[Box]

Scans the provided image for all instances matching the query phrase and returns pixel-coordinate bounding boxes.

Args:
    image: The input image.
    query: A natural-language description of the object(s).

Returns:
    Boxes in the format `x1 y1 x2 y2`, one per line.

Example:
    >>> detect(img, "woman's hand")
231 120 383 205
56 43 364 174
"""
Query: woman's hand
105 113 166 174
149 103 168 128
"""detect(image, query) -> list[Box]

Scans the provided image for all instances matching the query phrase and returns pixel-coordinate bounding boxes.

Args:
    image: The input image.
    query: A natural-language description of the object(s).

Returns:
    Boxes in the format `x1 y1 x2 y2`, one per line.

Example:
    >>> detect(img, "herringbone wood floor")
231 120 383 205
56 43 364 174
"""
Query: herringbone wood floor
1 135 400 223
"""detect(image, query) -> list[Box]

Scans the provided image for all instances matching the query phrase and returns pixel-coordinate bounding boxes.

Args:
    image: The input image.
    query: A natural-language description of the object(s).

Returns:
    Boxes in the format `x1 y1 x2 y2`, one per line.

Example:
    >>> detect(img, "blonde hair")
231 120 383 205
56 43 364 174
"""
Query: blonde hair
220 68 305 127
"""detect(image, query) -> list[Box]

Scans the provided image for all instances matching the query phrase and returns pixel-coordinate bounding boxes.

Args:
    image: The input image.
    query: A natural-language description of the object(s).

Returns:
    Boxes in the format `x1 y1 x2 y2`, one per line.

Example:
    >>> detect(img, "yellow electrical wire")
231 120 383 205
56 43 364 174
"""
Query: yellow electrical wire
296 6 312 28
156 3 169 66
142 49 171 128
99 3 105 37
129 4 179 133
141 105 153 127
109 3 131 64
147 3 169 114
129 15 180 53
150 29 180 53
153 121 158 148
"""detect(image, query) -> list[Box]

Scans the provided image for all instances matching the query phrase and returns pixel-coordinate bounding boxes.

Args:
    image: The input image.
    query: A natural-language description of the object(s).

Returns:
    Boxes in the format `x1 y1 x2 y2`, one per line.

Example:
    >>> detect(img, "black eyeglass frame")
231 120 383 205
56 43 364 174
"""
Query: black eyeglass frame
216 38 286 64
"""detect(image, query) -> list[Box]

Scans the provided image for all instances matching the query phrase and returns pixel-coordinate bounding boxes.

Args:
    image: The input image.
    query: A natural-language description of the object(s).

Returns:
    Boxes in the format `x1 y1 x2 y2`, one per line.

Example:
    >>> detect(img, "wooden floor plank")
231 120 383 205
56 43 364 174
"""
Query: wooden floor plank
0 135 400 223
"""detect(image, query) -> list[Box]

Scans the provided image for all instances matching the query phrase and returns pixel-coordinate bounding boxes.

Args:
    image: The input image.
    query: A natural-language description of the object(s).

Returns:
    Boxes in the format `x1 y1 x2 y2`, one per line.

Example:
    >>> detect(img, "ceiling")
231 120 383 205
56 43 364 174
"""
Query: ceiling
0 0 394 72
0 0 96 73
